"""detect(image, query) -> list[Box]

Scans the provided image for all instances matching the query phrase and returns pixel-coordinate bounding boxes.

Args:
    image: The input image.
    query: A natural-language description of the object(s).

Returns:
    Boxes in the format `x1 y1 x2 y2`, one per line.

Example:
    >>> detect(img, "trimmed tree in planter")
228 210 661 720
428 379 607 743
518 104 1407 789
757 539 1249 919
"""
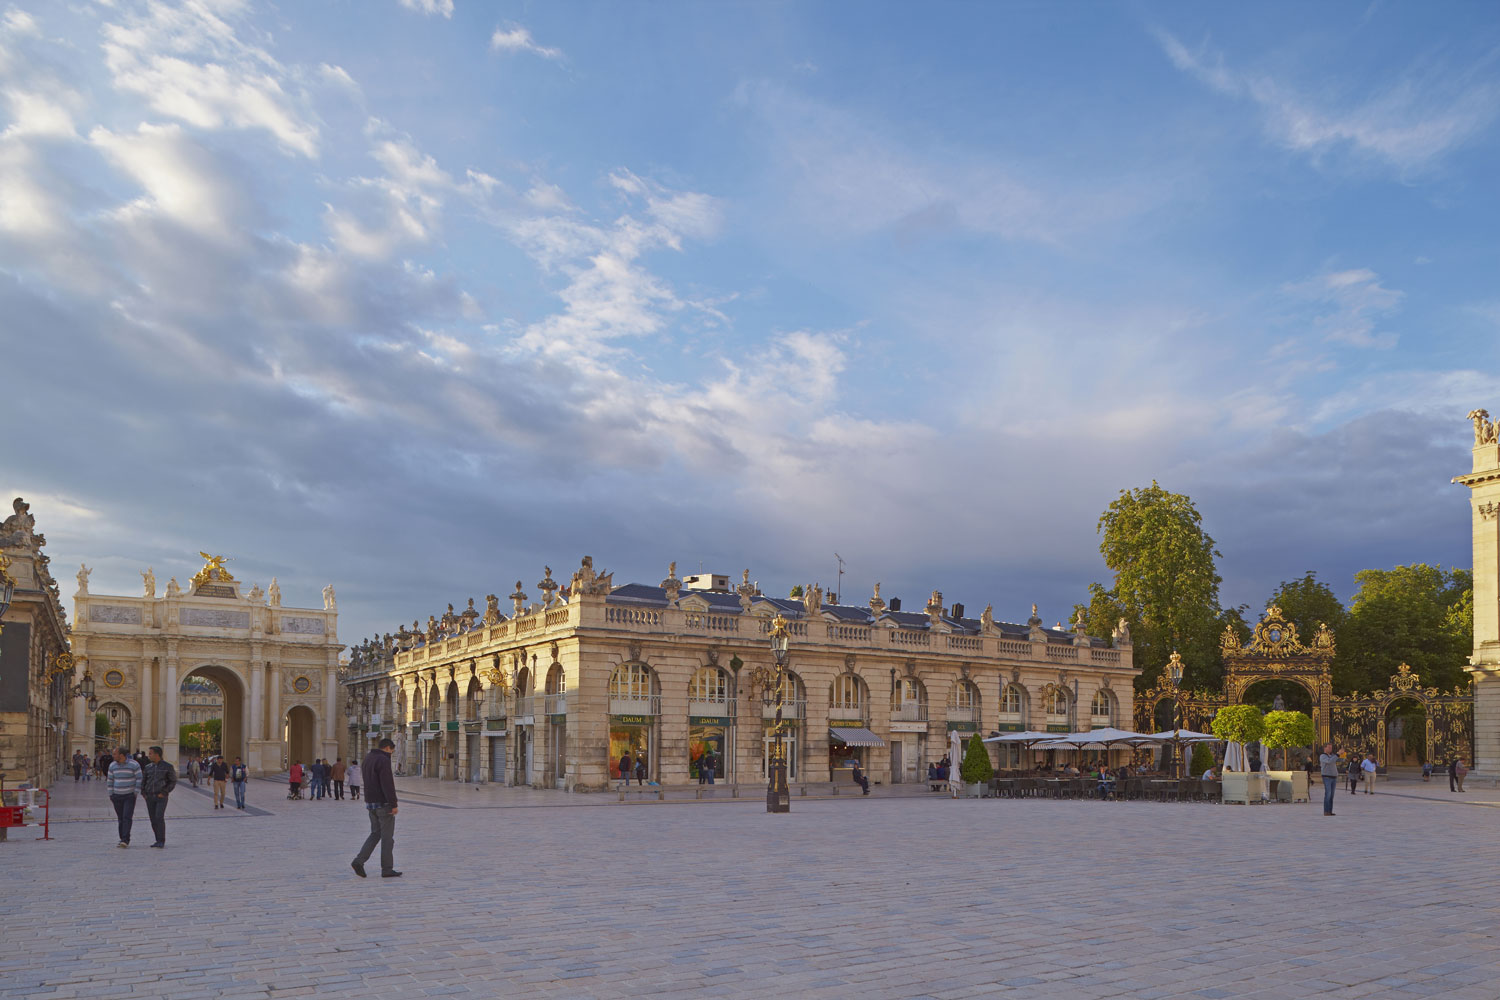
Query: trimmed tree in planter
1189 741 1215 777
1210 704 1266 770
1262 710 1316 770
959 735 994 794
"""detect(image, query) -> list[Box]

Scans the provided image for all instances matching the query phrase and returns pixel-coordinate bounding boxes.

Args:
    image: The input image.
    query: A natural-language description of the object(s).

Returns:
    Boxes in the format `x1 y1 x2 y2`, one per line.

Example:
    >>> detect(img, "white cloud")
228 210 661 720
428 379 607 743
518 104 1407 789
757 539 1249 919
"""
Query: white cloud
1284 268 1403 350
1157 30 1499 173
399 0 454 17
490 24 563 61
99 0 322 157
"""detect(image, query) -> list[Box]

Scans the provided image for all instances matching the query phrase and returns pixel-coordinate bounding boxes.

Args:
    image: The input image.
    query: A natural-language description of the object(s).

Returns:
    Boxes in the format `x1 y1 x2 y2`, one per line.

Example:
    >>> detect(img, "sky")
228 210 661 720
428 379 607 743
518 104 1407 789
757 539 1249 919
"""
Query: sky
2 1 1497 648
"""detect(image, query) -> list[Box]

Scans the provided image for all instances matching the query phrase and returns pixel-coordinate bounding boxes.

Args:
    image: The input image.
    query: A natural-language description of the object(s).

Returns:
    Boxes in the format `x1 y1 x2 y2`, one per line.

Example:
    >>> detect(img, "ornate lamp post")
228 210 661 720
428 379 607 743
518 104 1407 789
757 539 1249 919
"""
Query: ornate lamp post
766 614 791 814
1165 651 1185 779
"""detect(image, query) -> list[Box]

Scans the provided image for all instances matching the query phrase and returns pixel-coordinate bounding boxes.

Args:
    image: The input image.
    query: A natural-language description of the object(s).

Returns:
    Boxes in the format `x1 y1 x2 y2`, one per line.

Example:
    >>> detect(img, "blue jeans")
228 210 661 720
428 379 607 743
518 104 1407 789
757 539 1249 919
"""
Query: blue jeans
232 780 246 808
1322 776 1337 814
314 778 325 799
110 794 136 844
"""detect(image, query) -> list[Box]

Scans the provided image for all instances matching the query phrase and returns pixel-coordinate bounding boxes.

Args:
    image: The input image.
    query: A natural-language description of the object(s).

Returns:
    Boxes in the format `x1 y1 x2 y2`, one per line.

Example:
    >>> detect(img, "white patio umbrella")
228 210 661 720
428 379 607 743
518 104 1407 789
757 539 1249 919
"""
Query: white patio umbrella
948 730 963 797
1223 741 1247 772
1146 729 1221 742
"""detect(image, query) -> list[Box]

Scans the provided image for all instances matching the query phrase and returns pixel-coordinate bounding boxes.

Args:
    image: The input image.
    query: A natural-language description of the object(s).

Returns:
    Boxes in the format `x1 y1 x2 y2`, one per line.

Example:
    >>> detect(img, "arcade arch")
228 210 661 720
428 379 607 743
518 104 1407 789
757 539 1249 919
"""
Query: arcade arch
284 704 317 768
179 665 247 763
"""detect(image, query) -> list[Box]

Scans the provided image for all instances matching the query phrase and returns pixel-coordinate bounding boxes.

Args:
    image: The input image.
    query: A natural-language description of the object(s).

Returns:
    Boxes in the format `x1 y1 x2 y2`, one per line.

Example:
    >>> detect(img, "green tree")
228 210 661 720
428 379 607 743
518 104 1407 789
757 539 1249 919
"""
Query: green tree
959 734 994 785
94 713 110 738
1091 482 1223 692
1338 565 1472 693
1262 710 1316 769
1210 704 1266 746
1189 742 1215 776
180 718 222 755
788 584 804 598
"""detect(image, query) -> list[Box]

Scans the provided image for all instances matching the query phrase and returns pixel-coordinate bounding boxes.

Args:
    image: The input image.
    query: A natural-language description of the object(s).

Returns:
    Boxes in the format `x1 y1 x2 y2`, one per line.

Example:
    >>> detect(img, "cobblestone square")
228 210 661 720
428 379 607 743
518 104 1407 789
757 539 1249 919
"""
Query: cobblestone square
4 777 1498 999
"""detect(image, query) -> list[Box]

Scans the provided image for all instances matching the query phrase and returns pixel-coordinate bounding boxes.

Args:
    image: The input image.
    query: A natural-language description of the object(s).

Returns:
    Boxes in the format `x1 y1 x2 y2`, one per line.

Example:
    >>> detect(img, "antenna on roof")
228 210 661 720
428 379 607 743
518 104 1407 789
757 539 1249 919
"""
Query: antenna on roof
834 553 845 606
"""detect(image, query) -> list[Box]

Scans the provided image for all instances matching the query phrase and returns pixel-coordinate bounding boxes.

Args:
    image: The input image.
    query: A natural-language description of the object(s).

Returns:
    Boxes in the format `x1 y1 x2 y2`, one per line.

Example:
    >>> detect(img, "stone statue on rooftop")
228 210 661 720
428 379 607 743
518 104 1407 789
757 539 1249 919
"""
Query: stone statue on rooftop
76 563 91 594
142 566 156 598
1468 408 1497 446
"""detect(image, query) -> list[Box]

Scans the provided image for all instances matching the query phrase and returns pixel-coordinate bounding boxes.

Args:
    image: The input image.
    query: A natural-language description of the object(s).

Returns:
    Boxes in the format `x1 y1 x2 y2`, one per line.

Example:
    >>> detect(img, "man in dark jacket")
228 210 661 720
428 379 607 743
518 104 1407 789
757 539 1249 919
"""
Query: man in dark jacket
351 738 400 878
141 746 177 848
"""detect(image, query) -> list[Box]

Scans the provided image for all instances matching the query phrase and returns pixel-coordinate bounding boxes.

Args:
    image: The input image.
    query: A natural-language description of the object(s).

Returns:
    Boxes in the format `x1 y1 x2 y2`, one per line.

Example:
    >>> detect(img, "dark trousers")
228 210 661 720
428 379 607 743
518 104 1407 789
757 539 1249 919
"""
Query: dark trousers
1322 776 1337 814
349 784 360 800
855 774 870 794
354 804 396 874
145 794 168 845
110 794 136 843
333 780 345 800
1450 773 1458 791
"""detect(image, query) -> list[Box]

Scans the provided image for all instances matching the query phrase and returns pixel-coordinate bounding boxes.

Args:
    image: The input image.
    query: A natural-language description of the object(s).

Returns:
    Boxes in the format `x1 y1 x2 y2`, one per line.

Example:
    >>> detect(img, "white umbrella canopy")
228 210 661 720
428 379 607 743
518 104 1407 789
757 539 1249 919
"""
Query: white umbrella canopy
1052 728 1162 746
948 730 963 796
1147 729 1221 743
1224 741 1247 771
981 731 1058 744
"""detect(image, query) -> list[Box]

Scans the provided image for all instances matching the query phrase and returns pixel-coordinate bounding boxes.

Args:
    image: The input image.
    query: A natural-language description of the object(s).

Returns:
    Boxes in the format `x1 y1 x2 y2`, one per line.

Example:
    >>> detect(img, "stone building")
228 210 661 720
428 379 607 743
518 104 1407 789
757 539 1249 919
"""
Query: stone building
179 679 225 726
1455 406 1500 781
68 554 342 773
0 498 74 788
340 559 1138 791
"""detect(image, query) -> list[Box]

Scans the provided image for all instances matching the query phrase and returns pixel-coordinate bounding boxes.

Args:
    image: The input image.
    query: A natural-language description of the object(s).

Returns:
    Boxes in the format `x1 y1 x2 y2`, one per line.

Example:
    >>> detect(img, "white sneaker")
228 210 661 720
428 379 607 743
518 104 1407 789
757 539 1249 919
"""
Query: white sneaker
117 841 128 849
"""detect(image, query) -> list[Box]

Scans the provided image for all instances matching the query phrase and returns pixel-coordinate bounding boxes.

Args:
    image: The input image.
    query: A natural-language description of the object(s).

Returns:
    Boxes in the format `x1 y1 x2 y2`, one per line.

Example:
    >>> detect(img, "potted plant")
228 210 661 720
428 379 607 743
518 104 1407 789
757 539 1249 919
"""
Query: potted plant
1211 705 1267 805
959 734 993 797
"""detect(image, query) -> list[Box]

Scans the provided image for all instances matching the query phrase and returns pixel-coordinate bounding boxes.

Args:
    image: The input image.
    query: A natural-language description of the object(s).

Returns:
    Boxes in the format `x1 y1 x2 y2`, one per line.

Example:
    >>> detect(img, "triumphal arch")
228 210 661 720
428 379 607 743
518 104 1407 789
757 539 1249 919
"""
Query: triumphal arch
67 553 342 773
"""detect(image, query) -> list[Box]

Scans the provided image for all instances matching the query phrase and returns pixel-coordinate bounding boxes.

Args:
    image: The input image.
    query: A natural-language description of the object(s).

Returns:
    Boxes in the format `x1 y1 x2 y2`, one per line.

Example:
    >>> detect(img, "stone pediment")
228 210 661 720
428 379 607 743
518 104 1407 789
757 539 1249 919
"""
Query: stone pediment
677 593 712 612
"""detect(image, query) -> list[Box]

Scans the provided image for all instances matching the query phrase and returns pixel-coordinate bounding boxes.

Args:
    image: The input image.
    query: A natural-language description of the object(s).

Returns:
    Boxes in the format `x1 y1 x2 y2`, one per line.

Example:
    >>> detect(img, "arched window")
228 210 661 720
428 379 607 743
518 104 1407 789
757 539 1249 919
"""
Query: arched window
545 664 566 694
1045 686 1070 725
465 678 482 720
947 679 979 722
1091 690 1113 726
761 671 805 719
892 677 926 721
608 664 657 716
689 667 729 705
830 674 866 717
1000 684 1023 716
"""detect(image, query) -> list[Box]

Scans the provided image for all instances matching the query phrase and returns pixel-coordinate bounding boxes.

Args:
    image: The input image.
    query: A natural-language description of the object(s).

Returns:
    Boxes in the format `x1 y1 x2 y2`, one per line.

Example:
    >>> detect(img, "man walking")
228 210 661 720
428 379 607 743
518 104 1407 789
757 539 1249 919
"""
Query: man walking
351 738 400 879
331 757 347 800
312 759 327 800
106 746 143 848
141 746 178 848
1319 743 1339 816
230 757 248 809
1361 754 1377 794
209 756 229 808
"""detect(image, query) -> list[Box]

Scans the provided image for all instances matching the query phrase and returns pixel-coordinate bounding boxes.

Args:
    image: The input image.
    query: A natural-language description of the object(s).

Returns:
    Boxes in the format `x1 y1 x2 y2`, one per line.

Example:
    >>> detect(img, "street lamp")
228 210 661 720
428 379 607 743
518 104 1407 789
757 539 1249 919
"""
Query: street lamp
1165 651 1185 779
766 614 791 814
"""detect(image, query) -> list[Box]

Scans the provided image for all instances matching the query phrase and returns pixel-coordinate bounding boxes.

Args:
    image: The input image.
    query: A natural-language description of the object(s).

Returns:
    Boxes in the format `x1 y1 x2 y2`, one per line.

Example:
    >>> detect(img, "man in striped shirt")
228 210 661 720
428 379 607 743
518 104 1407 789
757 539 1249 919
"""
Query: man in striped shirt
106 746 143 848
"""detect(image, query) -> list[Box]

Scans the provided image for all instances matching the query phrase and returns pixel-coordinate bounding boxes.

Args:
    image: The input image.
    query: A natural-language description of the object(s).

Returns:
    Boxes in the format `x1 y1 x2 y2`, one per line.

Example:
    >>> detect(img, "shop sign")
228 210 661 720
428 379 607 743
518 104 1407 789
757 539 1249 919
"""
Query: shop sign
946 721 978 732
828 719 864 729
485 718 506 731
445 720 460 731
1046 724 1071 733
426 721 441 731
993 722 1024 732
689 716 728 726
612 714 651 726
547 714 566 723
890 721 927 734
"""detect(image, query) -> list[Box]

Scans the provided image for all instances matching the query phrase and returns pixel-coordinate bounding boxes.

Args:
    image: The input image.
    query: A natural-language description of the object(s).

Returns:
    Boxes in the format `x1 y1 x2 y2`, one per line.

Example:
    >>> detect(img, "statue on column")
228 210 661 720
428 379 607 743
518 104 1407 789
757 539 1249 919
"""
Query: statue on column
268 577 281 606
76 563 91 594
166 577 181 597
323 584 337 610
142 567 156 598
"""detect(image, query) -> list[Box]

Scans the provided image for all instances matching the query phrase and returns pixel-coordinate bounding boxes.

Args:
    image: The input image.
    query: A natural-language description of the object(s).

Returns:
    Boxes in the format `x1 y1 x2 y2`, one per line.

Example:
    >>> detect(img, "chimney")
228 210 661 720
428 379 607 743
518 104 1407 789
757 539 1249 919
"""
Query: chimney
952 602 965 619
889 597 901 612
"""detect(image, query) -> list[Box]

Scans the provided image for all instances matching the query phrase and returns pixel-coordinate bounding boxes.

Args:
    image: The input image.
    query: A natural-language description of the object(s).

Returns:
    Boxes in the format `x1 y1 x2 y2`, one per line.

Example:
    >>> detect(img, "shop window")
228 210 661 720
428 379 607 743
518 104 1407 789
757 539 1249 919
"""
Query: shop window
1091 690 1113 726
609 664 654 701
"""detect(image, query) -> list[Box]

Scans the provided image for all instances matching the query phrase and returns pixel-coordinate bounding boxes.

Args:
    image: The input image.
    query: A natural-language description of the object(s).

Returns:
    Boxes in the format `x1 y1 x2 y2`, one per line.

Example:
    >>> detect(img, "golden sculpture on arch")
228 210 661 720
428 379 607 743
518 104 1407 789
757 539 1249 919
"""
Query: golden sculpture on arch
191 552 235 588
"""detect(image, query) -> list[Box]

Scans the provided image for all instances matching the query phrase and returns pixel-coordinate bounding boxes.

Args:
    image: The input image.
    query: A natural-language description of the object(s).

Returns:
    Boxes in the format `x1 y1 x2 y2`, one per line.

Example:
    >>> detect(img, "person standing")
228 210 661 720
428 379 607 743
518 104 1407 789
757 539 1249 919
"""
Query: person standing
617 751 632 790
106 746 143 848
331 758 347 800
1346 755 1361 795
1455 757 1468 792
351 738 400 879
1318 743 1339 816
72 752 83 781
347 759 362 801
1361 754 1377 794
209 756 229 808
230 757 248 809
288 761 304 799
141 746 177 849
634 753 647 786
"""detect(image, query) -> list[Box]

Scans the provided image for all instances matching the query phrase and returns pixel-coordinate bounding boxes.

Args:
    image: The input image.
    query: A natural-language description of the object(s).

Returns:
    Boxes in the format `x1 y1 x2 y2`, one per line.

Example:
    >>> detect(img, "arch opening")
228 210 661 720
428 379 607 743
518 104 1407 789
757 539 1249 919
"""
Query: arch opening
180 665 247 766
284 704 317 770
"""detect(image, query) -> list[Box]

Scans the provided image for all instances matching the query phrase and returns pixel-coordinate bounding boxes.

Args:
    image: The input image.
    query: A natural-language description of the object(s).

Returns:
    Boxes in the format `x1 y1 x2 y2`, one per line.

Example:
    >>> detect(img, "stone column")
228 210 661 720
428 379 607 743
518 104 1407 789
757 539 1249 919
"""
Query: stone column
139 657 154 746
249 662 264 742
323 661 338 758
1454 416 1500 783
266 659 281 767
162 653 179 762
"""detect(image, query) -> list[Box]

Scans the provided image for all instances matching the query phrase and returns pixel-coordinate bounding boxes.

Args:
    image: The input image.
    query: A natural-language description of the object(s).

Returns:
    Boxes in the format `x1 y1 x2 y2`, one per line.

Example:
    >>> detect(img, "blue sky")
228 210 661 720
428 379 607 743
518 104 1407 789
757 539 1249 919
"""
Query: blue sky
2 1 1496 646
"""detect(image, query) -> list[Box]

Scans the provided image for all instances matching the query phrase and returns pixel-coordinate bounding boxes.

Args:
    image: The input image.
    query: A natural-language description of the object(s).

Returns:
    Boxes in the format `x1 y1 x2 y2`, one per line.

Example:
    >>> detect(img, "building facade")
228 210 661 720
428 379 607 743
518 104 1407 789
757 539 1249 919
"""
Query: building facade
68 554 342 773
0 498 74 788
1456 406 1500 781
340 559 1138 791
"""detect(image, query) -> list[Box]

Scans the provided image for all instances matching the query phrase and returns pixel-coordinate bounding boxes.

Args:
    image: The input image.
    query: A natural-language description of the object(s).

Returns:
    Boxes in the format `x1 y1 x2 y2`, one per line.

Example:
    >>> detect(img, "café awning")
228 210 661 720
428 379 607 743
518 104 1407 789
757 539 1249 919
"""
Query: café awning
829 726 885 747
